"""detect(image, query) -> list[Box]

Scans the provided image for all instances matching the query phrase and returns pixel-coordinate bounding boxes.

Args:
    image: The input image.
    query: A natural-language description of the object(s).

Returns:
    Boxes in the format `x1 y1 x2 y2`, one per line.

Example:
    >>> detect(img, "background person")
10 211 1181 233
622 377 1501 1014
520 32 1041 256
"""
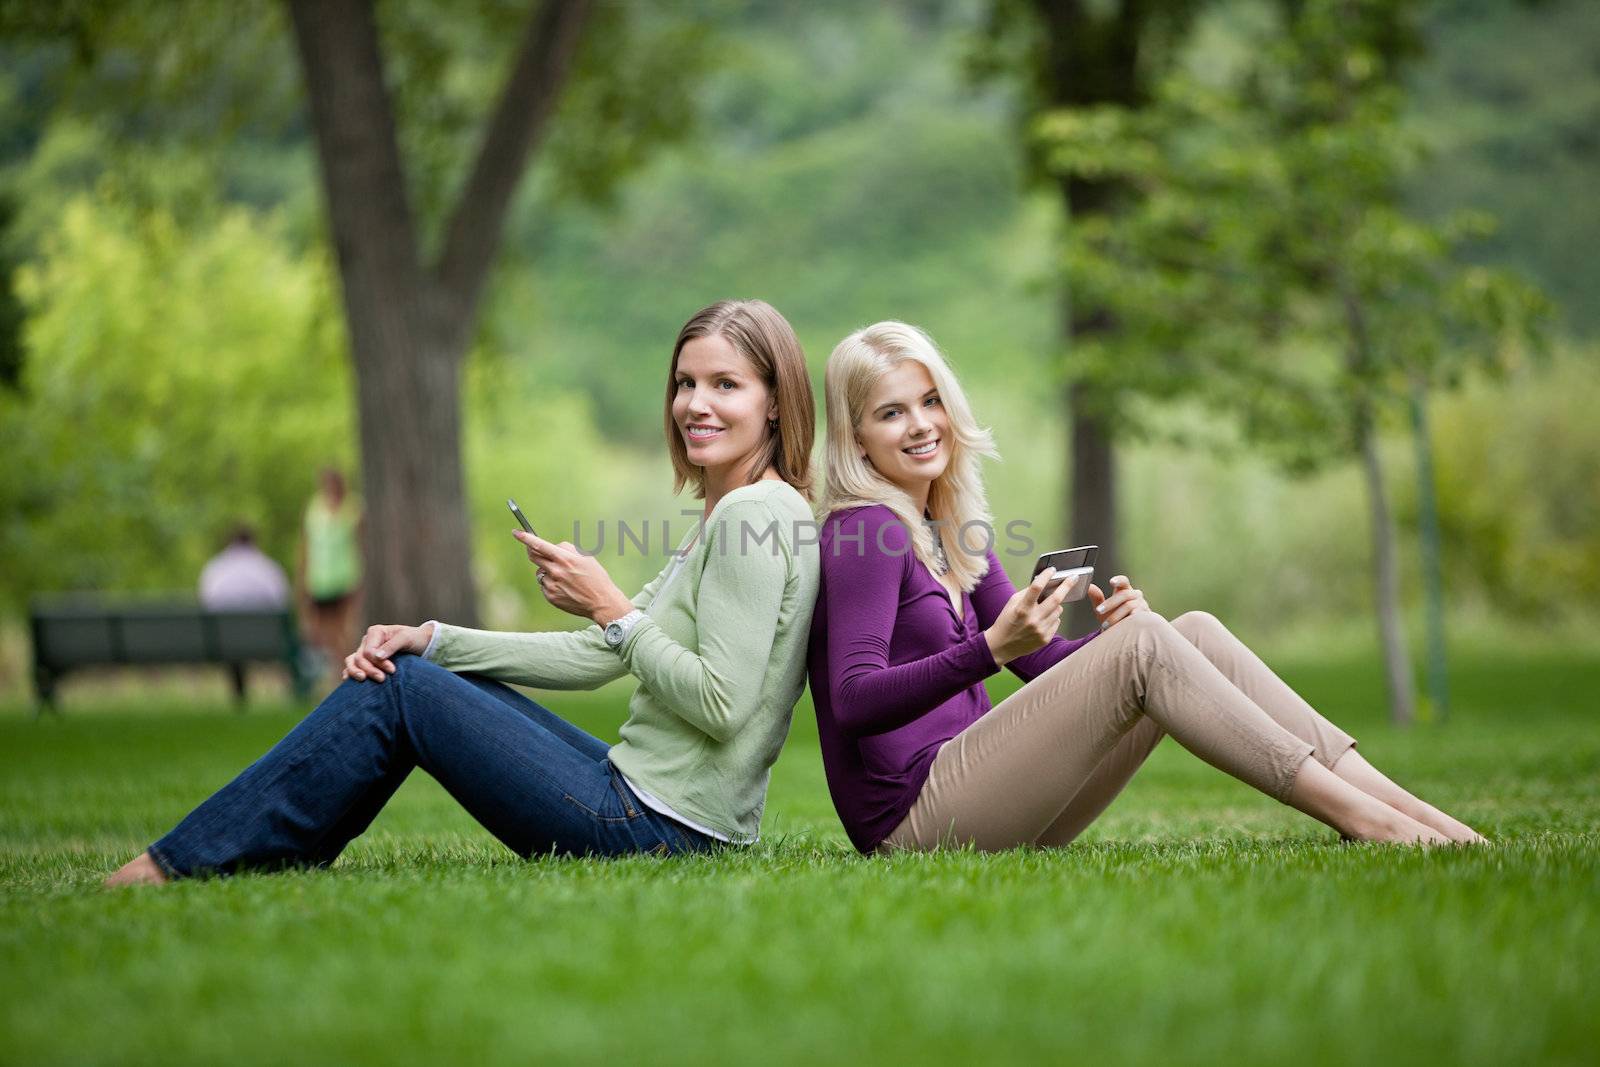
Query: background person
198 524 290 611
297 466 363 678
198 523 294 700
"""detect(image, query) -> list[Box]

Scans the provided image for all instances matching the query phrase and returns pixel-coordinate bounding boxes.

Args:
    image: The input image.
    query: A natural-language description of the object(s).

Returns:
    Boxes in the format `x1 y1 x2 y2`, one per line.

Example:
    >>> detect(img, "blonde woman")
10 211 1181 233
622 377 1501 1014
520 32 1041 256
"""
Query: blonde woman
108 300 819 883
806 321 1484 854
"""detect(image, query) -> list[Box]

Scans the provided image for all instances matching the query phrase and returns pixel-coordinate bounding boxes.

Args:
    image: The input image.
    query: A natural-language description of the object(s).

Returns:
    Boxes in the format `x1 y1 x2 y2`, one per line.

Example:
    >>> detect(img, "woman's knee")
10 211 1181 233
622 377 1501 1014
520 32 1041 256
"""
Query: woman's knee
387 653 463 702
371 653 465 734
1104 609 1170 642
387 652 426 677
1093 609 1175 665
1170 610 1224 641
339 653 441 709
1103 611 1211 677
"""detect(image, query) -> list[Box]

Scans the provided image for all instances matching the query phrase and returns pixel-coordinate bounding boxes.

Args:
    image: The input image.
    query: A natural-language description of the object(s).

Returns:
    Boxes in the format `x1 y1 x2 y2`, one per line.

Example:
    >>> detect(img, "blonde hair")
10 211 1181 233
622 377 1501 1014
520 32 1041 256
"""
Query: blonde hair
664 300 815 501
820 321 999 591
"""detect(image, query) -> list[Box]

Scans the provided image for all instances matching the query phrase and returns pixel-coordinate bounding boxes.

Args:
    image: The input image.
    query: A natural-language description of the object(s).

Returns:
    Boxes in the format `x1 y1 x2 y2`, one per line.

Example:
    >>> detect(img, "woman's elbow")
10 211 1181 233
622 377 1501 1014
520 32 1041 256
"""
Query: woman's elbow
700 718 740 744
693 691 745 744
828 683 880 739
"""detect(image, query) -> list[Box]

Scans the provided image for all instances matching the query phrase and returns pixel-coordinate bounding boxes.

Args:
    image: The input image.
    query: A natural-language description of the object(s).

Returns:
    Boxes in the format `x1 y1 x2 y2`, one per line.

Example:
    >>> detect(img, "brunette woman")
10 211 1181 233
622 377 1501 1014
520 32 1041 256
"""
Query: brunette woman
108 300 819 882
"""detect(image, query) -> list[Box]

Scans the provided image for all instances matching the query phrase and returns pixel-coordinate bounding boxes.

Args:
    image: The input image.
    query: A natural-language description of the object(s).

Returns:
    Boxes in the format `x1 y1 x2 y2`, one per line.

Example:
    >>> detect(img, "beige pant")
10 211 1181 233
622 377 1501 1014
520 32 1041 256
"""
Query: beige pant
882 611 1357 852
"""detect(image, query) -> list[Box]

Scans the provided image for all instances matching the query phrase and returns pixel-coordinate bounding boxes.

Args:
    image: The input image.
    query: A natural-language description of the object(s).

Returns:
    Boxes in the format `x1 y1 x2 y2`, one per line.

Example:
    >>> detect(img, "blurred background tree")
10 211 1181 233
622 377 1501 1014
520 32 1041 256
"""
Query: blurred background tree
1034 0 1553 722
967 0 1211 633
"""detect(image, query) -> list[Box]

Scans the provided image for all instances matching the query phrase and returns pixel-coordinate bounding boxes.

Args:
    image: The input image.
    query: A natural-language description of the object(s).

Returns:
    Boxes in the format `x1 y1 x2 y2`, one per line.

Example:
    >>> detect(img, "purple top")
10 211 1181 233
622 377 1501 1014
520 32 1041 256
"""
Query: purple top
806 505 1101 853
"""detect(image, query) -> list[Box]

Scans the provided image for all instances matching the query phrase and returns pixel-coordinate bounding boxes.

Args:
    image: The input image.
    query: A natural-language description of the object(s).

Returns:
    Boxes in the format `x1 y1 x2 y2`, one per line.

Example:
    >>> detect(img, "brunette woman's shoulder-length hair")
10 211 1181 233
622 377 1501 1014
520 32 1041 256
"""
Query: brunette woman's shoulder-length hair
664 300 815 501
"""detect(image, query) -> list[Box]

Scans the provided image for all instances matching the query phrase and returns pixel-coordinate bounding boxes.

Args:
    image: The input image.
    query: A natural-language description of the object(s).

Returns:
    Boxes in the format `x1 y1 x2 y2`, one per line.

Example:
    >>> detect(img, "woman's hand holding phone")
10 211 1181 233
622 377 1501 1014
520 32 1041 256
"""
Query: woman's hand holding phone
1087 576 1154 630
343 622 436 683
984 567 1074 666
513 529 634 627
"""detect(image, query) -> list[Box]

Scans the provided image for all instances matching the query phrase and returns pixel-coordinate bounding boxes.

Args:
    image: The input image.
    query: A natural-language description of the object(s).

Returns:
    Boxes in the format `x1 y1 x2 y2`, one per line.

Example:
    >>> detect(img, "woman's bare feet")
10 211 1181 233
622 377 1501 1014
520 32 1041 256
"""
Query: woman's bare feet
104 851 169 887
1331 750 1489 844
1346 801 1453 846
1396 799 1488 845
1287 758 1452 845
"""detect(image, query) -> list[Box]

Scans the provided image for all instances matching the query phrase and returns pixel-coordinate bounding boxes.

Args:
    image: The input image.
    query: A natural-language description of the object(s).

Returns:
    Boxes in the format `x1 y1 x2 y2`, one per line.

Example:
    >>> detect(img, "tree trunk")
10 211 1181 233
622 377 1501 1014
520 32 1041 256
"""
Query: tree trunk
1336 272 1415 726
1063 303 1120 634
286 0 592 627
1032 0 1148 633
287 0 475 627
353 329 475 627
1410 373 1450 722
1355 401 1416 726
1069 384 1119 569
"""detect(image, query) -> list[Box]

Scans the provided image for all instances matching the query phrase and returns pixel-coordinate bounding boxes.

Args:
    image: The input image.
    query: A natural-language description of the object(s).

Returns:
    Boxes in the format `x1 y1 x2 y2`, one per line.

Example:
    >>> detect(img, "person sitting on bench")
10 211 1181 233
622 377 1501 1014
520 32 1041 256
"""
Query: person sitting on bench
199 525 290 612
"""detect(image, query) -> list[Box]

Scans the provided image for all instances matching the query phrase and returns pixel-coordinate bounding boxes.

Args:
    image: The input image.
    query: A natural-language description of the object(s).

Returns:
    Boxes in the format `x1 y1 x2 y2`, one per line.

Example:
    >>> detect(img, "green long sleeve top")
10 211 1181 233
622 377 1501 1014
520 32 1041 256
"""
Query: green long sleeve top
422 479 820 843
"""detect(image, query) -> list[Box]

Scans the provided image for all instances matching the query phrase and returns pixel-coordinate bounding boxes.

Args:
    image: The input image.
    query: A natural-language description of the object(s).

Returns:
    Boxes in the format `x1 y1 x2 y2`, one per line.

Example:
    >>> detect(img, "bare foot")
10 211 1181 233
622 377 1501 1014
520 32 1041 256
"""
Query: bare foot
1351 806 1452 847
1340 824 1488 846
1359 789 1487 844
1332 751 1487 843
1408 803 1489 845
1288 759 1450 846
104 851 169 887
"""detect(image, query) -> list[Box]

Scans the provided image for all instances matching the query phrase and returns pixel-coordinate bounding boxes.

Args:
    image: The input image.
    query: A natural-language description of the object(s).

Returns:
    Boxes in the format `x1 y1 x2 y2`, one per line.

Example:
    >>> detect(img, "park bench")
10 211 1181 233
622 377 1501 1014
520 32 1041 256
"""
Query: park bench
29 597 318 714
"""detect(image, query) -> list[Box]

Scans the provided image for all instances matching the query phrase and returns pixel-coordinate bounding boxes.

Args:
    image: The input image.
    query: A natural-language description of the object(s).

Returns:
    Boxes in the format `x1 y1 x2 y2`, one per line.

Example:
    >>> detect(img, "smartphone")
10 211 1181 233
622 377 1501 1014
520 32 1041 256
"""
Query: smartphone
507 498 536 536
1032 545 1098 603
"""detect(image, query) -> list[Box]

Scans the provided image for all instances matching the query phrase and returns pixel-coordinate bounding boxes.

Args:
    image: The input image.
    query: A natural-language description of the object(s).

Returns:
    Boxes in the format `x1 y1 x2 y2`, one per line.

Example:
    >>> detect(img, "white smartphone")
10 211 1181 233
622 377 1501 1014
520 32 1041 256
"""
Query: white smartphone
1033 545 1098 603
1042 566 1095 604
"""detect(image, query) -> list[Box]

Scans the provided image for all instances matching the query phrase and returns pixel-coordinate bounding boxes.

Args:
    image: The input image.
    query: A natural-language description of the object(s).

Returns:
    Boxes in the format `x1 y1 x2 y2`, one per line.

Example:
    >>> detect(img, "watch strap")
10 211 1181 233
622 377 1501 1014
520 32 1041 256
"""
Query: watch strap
605 609 645 649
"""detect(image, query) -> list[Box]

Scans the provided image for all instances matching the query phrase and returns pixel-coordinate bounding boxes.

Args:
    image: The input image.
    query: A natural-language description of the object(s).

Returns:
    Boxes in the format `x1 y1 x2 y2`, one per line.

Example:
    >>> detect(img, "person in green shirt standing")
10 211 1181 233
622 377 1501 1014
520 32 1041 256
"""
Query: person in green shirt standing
108 300 820 884
297 466 363 680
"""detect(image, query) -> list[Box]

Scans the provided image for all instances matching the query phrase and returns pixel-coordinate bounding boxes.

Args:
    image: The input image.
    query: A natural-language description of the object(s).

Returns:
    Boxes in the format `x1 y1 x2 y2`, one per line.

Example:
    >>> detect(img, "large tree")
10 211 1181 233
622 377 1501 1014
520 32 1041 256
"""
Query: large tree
285 0 591 627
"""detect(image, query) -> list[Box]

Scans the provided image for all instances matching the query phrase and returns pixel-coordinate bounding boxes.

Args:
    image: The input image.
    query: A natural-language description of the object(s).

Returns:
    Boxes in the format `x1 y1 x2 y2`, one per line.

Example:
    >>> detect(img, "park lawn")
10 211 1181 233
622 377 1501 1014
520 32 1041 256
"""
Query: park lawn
1 648 1597 1066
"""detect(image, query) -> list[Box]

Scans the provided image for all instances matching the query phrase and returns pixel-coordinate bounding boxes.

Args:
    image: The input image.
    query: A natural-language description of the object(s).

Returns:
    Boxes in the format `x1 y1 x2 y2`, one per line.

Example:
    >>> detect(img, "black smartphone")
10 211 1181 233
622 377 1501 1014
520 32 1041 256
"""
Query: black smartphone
507 498 536 536
1032 545 1098 603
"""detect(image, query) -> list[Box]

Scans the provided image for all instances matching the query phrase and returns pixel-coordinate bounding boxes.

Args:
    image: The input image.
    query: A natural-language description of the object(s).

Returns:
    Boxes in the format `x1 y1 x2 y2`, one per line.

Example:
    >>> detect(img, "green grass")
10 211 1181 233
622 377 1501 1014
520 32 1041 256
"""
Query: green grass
3 649 1598 1066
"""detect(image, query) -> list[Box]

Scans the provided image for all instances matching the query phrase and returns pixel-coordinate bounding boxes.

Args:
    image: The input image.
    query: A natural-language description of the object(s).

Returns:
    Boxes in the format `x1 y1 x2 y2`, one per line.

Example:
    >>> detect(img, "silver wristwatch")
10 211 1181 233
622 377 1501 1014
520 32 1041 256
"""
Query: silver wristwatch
603 609 645 650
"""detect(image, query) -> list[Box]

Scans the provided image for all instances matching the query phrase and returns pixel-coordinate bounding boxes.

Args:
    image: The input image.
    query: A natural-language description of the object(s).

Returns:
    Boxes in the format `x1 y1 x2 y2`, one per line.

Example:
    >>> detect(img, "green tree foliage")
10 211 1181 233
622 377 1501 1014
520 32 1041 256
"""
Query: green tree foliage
0 175 622 628
0 185 350 610
1408 0 1600 334
1033 1 1552 457
1117 341 1600 641
1423 346 1600 623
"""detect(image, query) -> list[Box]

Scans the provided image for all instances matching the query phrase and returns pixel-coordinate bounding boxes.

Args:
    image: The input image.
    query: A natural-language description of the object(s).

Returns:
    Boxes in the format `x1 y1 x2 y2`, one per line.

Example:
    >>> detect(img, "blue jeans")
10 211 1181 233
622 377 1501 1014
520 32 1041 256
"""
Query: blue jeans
148 654 719 877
